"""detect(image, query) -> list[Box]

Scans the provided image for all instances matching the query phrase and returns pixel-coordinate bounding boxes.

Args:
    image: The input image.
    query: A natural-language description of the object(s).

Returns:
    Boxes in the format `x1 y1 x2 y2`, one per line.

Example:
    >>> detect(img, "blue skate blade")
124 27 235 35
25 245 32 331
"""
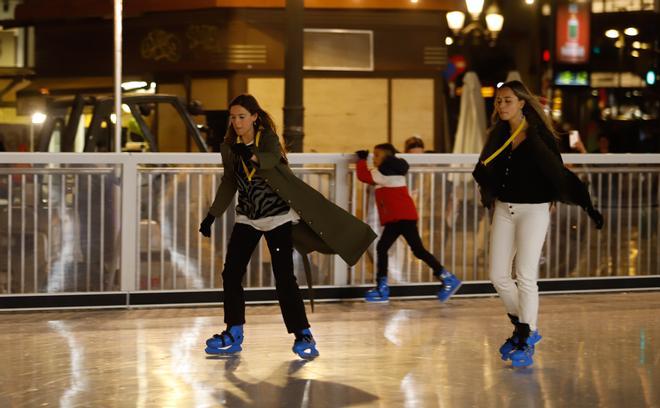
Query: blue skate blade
364 297 389 303
205 344 242 355
293 346 320 360
511 355 533 368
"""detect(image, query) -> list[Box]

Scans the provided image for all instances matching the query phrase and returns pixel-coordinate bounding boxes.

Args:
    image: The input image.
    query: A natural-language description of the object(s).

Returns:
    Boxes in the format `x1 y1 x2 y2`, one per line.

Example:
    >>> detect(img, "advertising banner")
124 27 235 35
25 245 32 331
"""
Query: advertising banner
556 2 590 64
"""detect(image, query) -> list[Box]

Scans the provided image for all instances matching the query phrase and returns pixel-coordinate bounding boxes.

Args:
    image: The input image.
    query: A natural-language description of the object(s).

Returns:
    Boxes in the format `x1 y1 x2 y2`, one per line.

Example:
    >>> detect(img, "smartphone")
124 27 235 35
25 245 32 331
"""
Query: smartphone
569 130 580 148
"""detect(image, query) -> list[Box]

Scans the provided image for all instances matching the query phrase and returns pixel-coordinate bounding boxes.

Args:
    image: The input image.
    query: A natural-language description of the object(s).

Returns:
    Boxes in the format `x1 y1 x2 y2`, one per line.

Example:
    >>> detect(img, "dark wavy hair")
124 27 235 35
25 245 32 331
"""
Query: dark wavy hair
375 143 398 156
225 94 288 161
489 80 559 140
224 94 277 145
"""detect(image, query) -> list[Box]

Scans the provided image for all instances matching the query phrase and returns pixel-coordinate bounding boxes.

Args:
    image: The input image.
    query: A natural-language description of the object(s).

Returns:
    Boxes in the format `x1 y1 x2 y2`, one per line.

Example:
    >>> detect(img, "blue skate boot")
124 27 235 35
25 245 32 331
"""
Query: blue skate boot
509 323 541 368
292 328 319 360
365 276 390 303
500 315 543 361
435 268 462 303
205 325 244 355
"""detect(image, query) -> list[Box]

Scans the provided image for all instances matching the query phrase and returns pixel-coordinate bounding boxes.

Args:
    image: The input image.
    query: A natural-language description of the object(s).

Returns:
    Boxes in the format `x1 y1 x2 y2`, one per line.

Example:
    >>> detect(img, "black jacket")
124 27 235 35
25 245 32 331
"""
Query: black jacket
472 119 595 211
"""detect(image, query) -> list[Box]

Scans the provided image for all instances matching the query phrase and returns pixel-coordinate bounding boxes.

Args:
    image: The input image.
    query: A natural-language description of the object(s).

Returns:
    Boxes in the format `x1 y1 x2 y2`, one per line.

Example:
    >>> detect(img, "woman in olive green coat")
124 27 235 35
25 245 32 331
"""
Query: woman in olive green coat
199 94 376 359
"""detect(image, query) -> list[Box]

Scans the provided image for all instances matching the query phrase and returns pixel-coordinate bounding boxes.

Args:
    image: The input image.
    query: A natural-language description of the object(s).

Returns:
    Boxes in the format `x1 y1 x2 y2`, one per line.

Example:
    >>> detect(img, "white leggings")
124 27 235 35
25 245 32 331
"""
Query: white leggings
489 200 550 331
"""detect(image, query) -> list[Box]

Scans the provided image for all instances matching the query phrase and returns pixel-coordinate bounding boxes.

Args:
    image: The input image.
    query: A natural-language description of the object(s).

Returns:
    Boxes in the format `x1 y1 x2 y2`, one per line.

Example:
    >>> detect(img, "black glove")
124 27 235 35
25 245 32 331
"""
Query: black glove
586 206 604 230
199 213 215 237
355 150 369 160
231 143 254 162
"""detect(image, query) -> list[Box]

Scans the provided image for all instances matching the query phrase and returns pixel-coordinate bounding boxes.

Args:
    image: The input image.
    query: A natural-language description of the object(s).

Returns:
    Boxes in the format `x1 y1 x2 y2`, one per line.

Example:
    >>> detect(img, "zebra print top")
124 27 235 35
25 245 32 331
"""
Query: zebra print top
234 143 290 220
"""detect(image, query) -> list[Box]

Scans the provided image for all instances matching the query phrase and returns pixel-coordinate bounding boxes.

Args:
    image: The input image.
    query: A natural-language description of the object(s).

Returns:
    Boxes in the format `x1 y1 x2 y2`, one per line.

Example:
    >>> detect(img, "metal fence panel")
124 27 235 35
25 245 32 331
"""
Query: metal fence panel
1 165 120 294
0 153 658 296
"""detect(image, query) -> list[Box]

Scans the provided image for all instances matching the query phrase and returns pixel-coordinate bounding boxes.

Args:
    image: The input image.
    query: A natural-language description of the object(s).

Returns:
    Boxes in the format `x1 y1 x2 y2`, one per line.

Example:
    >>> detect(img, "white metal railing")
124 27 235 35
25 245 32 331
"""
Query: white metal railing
1 152 659 296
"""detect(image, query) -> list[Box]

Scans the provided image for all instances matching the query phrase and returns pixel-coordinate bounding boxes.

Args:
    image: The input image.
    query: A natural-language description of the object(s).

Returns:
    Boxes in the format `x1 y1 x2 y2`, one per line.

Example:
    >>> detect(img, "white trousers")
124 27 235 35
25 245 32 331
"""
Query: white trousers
489 200 550 331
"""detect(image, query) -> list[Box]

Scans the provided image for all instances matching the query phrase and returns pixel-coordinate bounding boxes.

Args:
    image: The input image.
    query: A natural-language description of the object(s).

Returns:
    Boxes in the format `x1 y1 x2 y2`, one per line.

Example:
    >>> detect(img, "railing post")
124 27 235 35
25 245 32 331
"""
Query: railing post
120 154 137 292
333 154 351 285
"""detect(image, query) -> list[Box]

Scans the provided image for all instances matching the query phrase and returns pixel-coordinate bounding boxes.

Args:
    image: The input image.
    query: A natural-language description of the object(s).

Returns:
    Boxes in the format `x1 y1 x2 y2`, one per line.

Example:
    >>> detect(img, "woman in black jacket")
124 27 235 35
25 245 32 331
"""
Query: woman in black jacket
473 81 603 368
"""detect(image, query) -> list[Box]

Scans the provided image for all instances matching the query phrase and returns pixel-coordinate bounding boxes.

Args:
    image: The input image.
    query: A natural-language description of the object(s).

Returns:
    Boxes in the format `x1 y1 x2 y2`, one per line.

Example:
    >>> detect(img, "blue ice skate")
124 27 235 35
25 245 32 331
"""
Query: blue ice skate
436 269 462 303
365 277 390 303
292 328 319 360
500 330 542 361
205 325 244 355
510 331 541 368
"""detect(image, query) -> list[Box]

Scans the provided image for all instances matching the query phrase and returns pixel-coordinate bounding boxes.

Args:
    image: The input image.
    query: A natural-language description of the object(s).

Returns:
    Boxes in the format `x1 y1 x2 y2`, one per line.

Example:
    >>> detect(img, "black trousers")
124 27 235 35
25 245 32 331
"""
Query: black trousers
376 220 444 279
222 221 309 333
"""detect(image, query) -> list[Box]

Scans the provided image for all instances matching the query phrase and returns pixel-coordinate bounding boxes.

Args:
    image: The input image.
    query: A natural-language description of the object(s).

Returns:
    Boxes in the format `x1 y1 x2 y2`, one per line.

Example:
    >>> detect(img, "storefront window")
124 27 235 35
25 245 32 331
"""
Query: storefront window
592 0 655 13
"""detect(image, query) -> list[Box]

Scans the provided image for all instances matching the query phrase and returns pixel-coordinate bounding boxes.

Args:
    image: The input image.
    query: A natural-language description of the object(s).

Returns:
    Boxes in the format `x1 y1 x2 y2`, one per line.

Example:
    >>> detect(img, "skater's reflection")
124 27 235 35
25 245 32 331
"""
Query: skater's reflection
214 357 378 407
48 320 88 408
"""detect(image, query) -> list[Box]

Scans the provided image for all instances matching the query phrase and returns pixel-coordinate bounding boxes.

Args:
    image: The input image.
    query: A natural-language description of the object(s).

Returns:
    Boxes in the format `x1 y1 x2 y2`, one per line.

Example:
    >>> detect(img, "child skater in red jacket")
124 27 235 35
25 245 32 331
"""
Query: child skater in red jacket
356 143 461 302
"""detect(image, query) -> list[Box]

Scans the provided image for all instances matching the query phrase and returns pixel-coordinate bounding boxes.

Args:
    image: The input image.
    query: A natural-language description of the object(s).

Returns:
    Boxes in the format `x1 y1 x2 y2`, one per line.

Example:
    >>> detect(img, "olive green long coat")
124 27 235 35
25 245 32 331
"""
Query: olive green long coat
209 129 376 266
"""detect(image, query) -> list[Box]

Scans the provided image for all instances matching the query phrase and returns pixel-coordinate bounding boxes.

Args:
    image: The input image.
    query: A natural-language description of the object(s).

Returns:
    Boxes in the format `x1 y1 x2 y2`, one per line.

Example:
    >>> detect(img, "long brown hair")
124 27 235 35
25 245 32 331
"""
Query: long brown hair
224 94 287 161
224 94 277 144
489 80 559 140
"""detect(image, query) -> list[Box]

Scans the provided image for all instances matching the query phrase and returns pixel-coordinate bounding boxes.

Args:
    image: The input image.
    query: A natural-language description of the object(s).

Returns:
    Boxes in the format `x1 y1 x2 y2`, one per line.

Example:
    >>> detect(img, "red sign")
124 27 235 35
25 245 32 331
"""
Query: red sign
556 2 590 64
444 55 466 82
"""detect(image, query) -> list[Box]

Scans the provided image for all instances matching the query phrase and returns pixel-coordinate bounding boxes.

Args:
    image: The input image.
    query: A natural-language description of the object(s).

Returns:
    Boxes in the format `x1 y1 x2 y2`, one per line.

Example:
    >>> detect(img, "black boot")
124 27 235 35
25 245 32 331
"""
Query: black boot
499 314 520 360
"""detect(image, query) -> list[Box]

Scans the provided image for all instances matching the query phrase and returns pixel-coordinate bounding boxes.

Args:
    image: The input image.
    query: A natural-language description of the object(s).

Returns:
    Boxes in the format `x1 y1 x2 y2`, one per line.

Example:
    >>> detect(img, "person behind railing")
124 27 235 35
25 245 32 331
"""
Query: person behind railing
404 135 426 154
355 143 461 303
198 94 376 360
472 80 604 368
597 134 611 154
554 121 589 154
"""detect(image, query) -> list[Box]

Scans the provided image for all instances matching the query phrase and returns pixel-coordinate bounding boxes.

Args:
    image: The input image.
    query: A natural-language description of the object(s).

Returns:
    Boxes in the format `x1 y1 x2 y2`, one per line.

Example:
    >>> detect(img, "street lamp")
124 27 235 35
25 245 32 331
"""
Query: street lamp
605 27 641 91
605 29 619 39
623 27 638 36
446 11 466 33
446 1 504 45
605 27 640 52
485 4 504 34
466 0 485 19
31 112 47 124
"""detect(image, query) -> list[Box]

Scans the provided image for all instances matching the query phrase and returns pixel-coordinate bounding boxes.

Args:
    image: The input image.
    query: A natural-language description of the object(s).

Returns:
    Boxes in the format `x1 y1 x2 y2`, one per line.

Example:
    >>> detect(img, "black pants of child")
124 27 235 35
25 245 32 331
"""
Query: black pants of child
376 220 444 279
222 221 310 333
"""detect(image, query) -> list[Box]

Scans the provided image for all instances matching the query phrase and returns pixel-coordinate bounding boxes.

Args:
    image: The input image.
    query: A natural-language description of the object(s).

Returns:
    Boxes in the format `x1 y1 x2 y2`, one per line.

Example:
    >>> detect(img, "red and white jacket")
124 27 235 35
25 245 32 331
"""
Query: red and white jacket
356 156 418 225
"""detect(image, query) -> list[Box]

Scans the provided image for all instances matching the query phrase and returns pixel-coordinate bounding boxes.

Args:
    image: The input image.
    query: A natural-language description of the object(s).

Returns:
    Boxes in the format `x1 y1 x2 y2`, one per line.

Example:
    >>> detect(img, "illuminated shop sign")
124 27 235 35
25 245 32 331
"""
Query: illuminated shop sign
555 70 589 86
556 2 590 64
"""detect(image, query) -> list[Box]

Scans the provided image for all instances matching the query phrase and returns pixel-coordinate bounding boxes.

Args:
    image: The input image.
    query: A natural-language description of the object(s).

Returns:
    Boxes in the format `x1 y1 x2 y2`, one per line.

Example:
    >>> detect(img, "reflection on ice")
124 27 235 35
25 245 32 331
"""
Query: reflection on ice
48 320 87 408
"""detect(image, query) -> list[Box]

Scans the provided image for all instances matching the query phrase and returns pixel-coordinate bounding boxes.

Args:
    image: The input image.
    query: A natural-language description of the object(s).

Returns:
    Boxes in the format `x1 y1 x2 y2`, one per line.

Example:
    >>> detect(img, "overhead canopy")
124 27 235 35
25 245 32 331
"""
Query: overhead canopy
9 0 460 24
